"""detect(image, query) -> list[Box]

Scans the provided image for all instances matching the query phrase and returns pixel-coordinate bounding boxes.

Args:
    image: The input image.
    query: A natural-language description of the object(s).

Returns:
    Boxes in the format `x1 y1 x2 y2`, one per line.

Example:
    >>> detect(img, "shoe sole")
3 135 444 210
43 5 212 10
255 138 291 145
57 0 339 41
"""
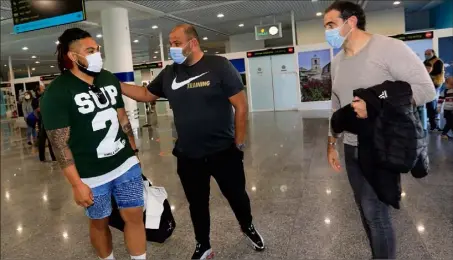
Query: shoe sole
198 249 214 260
243 232 266 252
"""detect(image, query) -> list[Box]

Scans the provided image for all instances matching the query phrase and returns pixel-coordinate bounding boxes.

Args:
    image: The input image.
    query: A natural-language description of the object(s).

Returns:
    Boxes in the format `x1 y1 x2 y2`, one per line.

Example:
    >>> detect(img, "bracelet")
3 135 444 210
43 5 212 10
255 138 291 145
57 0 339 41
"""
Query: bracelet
328 142 336 146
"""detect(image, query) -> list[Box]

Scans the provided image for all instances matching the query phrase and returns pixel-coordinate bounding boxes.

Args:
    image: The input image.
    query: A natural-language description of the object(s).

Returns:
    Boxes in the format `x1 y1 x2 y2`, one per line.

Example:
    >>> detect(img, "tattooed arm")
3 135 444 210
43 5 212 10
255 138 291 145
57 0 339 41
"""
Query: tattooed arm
117 108 137 152
47 127 93 207
47 127 82 185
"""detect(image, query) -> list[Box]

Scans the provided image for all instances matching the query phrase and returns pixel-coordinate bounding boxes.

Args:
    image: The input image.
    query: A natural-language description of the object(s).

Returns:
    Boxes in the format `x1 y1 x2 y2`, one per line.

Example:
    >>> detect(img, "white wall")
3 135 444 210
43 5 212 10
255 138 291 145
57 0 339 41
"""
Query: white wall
296 7 406 45
227 33 265 53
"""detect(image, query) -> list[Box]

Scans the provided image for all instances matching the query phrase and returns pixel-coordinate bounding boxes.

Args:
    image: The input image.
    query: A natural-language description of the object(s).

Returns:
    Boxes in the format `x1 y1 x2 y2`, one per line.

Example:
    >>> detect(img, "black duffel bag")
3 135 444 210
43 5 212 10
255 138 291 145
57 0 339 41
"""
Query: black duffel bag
108 175 176 243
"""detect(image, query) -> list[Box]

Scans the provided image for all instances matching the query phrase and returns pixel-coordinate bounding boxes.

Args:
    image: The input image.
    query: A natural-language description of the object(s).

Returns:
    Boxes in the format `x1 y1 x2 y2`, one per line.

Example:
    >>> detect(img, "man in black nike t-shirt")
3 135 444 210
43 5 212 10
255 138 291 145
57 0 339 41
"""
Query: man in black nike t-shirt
121 24 265 259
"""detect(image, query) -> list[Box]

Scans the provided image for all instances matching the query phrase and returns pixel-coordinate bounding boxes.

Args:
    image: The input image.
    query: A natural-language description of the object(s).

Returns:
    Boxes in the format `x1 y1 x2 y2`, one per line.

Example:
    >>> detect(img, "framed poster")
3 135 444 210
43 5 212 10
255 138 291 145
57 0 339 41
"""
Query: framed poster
439 36 453 78
298 49 332 102
405 39 433 61
333 48 342 56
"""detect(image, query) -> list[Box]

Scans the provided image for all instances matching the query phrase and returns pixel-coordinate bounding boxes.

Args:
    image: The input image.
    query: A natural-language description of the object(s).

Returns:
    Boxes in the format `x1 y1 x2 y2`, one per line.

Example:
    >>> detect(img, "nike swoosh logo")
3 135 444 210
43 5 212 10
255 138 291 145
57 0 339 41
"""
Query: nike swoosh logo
171 72 209 90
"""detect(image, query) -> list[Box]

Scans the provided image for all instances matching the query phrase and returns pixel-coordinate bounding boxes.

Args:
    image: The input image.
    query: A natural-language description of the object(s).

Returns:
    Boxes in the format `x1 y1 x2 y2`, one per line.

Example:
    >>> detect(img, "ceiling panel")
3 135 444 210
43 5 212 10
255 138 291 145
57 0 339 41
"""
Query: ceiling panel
364 0 442 12
1 0 446 79
130 0 223 13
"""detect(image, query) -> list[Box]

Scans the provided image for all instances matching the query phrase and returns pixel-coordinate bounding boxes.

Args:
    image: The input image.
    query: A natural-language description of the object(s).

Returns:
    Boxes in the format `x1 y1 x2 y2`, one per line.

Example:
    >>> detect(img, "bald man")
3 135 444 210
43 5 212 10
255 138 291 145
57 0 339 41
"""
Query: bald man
121 24 265 259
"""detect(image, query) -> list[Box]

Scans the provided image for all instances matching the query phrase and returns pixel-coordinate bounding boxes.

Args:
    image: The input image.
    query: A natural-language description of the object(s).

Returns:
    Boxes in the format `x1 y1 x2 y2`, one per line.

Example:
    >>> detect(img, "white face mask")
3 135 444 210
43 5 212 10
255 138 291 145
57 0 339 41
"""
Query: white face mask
84 52 103 73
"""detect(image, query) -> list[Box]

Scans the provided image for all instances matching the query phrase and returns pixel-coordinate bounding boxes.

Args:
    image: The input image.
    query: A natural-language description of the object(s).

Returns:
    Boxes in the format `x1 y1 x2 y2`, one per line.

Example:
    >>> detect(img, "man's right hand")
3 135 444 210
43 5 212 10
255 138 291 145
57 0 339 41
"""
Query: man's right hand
72 183 94 208
327 147 341 172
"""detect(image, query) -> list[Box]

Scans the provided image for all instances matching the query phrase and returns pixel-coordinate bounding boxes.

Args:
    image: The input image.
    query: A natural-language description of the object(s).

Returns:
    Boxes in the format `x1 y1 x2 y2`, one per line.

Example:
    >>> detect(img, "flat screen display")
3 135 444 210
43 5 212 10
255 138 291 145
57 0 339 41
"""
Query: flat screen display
11 0 86 34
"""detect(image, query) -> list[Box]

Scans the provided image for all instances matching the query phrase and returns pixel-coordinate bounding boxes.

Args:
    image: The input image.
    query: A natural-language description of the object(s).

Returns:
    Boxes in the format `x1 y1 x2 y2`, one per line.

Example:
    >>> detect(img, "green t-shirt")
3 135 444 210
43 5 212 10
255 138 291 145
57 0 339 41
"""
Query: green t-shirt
41 70 136 187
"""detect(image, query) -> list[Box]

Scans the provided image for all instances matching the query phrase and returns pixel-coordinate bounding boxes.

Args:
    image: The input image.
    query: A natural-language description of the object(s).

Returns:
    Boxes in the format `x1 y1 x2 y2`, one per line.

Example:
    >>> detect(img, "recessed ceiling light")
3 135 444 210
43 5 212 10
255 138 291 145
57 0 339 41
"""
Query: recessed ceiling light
238 23 244 27
203 37 208 40
217 13 224 18
153 56 157 59
215 51 219 54
35 61 40 64
55 41 59 45
393 1 401 5
154 51 159 54
4 64 7 67
96 34 102 38
50 65 54 68
204 50 207 53
32 68 36 71
31 55 36 59
152 25 158 29
316 12 323 16
22 46 28 50
133 39 139 43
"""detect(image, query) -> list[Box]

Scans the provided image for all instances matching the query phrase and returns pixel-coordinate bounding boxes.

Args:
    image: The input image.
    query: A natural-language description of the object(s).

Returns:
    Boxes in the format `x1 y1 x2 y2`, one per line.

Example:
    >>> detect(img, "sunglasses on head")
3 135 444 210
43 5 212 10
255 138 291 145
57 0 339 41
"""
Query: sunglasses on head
89 84 107 104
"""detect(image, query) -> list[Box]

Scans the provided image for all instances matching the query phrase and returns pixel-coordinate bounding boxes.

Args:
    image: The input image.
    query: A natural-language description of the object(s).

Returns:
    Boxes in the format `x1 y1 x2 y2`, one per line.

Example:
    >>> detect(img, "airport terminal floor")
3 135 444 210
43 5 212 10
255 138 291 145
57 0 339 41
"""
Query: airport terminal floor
1 112 452 260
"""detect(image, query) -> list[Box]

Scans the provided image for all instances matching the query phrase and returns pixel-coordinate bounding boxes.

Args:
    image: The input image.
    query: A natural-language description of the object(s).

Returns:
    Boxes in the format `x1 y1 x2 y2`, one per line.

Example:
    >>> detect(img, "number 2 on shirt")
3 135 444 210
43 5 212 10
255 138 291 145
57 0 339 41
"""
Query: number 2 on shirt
91 108 125 158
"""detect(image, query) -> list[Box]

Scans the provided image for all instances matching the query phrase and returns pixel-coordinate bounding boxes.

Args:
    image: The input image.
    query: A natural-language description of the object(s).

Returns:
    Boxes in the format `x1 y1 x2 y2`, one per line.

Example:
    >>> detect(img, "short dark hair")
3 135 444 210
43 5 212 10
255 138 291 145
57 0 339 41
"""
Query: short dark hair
184 25 200 42
424 60 432 67
325 1 366 30
56 28 92 72
173 24 200 43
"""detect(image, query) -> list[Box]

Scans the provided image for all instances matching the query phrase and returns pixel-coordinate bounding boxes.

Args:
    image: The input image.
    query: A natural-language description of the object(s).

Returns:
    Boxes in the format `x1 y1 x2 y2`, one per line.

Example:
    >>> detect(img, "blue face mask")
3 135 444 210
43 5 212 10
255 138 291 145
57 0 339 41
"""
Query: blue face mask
169 41 192 64
325 21 351 49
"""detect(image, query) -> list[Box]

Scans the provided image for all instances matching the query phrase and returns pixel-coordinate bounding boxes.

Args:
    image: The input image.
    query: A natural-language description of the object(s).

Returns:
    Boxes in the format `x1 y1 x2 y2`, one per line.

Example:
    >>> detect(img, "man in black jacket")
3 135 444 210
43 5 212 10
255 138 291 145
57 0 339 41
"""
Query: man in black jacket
35 83 56 162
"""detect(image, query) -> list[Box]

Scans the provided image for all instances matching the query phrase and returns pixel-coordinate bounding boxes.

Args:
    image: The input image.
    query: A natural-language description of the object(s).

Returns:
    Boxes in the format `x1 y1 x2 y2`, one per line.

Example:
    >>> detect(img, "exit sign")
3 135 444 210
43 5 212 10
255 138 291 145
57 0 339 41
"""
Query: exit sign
255 23 282 40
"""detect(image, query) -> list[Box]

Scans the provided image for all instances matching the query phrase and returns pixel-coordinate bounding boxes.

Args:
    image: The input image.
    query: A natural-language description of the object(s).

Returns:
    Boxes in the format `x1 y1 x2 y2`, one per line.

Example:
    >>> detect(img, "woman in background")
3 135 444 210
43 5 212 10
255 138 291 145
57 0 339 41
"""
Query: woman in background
22 91 36 145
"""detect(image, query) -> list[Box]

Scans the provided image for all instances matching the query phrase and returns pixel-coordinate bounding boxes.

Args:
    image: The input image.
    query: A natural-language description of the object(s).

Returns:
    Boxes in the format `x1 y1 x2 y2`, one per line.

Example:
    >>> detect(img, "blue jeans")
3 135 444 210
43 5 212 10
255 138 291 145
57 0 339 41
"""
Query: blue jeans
26 126 37 142
85 164 144 219
344 144 396 259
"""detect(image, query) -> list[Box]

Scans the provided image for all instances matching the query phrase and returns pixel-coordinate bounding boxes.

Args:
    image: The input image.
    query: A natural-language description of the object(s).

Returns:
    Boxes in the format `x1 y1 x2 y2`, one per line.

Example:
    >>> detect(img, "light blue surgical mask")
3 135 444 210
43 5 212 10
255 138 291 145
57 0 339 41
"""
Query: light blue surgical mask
325 20 351 49
169 41 192 64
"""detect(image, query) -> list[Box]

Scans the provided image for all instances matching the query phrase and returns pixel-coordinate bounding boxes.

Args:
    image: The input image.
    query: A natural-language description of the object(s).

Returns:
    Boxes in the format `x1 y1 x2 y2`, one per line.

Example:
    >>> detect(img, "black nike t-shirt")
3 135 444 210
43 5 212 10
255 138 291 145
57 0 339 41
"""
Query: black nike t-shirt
147 55 244 158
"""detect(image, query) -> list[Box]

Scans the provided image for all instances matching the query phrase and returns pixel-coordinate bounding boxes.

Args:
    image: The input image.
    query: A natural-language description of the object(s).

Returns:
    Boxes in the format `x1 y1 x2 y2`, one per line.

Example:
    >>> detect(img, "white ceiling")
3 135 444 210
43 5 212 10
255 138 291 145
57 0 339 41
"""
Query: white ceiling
0 0 443 79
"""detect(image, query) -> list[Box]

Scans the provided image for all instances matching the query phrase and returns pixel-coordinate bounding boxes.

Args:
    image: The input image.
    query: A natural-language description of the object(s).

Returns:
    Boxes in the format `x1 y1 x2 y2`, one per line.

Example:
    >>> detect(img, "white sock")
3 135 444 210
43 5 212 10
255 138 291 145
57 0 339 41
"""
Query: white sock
99 251 115 260
131 253 146 259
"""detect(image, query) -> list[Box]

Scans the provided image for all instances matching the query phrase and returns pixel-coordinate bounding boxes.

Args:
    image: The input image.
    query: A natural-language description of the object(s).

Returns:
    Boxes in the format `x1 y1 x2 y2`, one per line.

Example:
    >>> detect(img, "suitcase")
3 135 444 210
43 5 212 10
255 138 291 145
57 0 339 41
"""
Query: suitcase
108 175 176 243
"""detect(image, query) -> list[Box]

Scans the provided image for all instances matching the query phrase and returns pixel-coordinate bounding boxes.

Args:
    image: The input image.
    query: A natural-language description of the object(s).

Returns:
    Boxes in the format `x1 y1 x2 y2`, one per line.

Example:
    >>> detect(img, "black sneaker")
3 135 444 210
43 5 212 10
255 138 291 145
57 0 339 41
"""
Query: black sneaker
191 243 214 260
242 224 265 251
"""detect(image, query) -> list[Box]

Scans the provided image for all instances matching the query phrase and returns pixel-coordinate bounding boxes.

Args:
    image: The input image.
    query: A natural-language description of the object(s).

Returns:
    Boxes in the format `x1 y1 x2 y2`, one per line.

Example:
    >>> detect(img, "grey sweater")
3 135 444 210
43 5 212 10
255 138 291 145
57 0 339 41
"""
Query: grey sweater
329 34 436 146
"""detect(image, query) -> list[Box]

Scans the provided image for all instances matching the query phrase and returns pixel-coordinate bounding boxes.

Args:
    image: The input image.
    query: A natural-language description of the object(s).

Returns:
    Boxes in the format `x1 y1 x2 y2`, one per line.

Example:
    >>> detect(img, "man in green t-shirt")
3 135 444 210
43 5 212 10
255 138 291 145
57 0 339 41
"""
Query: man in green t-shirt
40 28 146 260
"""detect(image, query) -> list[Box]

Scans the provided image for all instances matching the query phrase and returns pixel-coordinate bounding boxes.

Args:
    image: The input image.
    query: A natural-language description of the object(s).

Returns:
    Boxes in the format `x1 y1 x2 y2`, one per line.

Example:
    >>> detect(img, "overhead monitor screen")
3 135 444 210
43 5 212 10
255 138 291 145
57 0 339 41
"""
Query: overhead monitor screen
11 0 86 34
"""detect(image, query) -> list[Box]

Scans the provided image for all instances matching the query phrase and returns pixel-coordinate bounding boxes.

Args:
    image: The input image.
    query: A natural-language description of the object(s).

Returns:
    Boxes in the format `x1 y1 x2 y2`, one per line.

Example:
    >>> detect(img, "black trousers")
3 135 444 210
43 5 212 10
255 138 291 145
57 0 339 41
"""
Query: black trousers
443 110 453 135
38 128 56 161
176 144 253 245
426 99 439 129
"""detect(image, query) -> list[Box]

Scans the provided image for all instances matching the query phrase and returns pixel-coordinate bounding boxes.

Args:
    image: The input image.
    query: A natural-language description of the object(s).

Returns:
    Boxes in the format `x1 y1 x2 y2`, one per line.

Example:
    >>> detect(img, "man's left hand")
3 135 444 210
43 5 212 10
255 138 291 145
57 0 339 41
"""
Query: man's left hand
351 97 368 119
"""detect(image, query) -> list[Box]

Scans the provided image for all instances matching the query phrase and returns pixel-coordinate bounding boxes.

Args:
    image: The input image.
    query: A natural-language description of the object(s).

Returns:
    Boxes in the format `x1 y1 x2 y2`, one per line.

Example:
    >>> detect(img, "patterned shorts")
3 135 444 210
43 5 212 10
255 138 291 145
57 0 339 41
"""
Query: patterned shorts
85 164 144 219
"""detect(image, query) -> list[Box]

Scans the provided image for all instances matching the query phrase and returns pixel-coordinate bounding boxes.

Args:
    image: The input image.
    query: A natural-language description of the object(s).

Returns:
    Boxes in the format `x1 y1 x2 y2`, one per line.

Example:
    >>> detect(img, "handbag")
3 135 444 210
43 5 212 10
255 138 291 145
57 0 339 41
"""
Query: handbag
108 175 176 243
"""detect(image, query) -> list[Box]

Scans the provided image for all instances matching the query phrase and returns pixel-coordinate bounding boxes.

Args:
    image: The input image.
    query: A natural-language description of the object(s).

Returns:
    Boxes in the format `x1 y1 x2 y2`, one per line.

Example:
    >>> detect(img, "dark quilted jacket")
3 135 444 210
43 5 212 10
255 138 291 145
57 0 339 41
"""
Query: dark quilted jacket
331 81 429 209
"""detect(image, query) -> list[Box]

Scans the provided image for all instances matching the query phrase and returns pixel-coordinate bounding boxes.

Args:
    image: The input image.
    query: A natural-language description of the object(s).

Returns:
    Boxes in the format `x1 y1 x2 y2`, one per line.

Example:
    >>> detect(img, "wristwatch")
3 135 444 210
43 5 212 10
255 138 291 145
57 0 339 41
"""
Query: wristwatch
236 143 246 151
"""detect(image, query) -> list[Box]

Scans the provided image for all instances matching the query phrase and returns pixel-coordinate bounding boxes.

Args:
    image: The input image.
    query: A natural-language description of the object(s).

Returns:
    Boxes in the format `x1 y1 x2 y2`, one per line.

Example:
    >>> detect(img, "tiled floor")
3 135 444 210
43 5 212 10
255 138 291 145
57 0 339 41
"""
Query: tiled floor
1 112 452 259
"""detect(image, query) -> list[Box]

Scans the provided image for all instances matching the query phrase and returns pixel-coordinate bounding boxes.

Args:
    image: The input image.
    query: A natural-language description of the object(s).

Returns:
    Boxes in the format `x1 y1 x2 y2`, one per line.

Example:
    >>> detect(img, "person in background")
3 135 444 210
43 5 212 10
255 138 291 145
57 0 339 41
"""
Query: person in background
22 91 36 145
324 1 435 259
424 49 445 131
439 76 453 140
34 83 56 162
